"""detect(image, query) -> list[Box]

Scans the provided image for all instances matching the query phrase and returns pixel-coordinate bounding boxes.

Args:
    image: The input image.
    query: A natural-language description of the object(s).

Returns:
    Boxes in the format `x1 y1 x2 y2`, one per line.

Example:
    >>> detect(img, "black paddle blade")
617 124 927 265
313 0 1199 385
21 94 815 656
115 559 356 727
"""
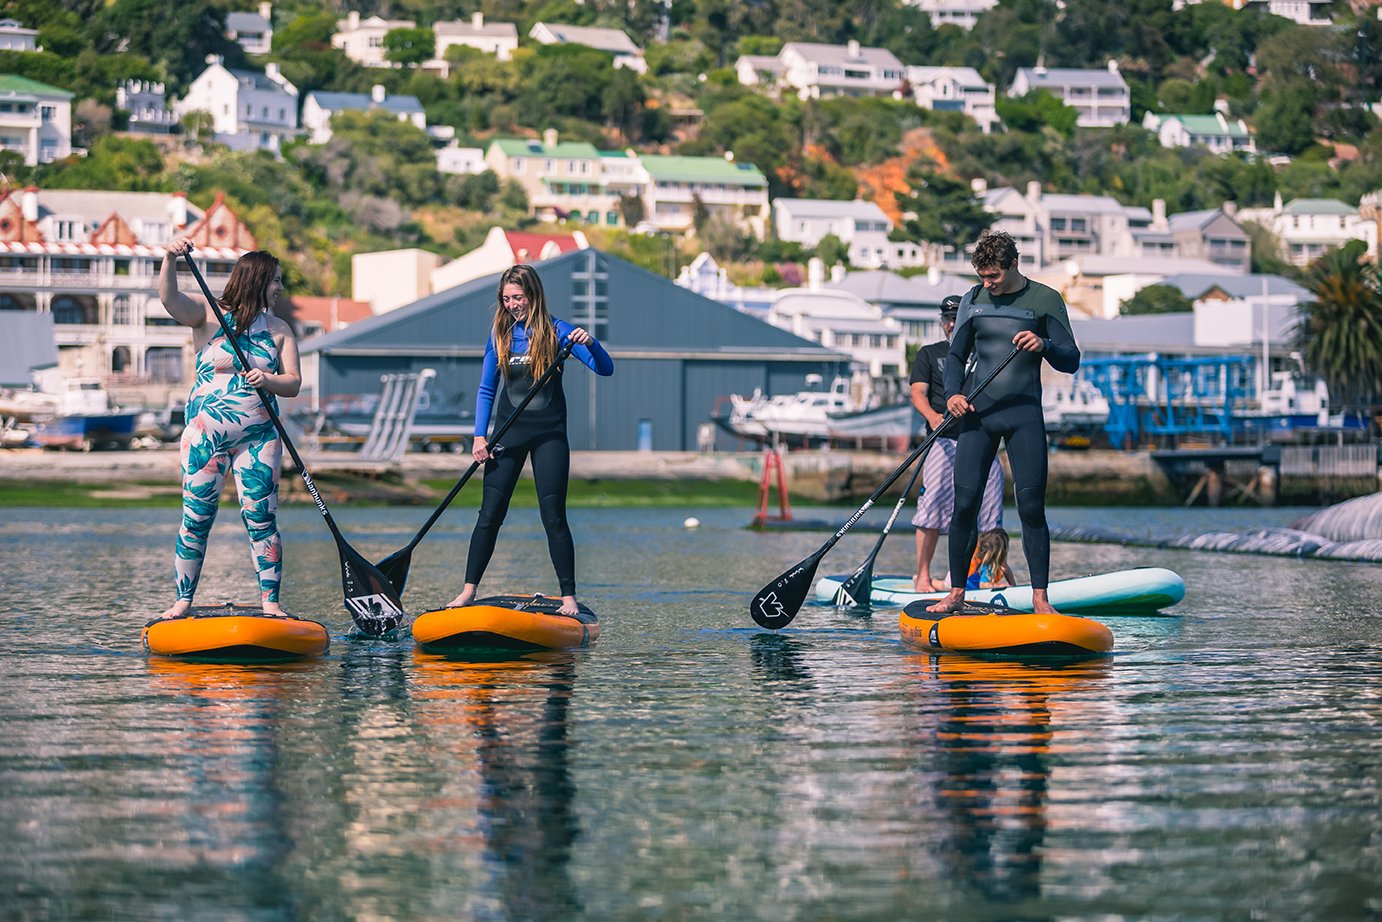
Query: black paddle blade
339 548 407 636
375 547 412 597
751 554 822 629
833 562 873 608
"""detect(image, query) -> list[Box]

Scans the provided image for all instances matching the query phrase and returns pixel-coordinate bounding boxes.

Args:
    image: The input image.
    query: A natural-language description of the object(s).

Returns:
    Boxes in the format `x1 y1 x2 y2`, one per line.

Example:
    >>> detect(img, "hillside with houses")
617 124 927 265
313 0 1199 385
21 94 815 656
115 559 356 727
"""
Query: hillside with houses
0 0 1380 447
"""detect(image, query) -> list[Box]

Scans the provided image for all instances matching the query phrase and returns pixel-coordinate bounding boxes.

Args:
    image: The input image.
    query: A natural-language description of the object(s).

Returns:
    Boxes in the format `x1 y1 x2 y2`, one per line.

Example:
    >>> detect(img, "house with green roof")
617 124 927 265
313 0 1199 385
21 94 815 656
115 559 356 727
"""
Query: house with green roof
0 74 75 165
1142 108 1256 155
1238 193 1377 266
639 154 770 237
485 129 618 226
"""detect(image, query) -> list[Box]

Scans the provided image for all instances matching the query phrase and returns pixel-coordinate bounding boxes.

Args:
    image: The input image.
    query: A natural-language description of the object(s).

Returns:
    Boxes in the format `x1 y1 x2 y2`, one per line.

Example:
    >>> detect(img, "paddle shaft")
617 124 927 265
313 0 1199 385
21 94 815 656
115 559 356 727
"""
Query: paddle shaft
813 347 1021 565
181 255 350 542
834 429 933 603
394 342 574 555
751 346 1022 628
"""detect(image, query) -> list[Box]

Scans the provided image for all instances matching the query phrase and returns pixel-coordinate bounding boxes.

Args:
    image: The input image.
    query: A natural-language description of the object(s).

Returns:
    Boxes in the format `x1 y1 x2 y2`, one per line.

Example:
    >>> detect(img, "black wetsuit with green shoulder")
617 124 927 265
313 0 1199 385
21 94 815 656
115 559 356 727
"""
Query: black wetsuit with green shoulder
942 278 1080 590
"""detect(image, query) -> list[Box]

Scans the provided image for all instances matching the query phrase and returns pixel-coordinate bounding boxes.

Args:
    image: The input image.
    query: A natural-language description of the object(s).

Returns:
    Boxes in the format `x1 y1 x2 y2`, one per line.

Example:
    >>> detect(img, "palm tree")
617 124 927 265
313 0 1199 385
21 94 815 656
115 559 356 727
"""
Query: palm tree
1299 240 1382 414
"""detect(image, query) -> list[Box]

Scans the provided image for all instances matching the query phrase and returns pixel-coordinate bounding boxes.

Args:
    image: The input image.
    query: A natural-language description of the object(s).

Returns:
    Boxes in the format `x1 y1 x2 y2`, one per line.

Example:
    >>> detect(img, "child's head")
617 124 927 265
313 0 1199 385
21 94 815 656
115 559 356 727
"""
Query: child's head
976 529 1009 569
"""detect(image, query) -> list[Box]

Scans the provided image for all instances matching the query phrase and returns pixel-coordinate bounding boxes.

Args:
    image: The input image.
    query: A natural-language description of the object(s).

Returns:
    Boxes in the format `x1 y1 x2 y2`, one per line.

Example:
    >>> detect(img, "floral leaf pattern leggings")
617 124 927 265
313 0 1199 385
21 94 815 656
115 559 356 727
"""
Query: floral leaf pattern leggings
174 312 284 604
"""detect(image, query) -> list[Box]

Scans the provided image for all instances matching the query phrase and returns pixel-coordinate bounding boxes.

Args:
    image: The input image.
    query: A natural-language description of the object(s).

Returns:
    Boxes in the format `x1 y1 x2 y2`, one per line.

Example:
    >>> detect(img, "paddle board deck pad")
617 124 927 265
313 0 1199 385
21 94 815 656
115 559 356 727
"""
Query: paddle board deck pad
142 604 330 661
815 567 1185 614
412 594 600 653
900 601 1114 657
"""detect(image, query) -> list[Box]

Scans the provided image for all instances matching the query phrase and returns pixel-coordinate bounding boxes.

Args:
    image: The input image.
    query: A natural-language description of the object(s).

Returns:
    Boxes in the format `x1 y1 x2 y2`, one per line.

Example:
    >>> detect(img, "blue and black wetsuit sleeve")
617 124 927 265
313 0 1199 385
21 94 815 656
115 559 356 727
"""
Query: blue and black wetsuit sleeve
555 319 615 376
473 337 500 437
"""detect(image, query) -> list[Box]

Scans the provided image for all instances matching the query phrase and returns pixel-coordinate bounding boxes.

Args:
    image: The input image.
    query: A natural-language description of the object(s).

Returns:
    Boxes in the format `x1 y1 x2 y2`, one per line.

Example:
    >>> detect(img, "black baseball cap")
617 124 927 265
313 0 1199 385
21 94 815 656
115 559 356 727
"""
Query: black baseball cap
940 295 962 319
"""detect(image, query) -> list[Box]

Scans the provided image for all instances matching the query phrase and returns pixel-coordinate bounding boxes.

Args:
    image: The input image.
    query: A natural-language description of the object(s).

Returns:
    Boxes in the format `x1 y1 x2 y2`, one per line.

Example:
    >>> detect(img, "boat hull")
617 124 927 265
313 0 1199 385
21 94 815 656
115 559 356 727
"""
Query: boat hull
899 605 1114 656
142 605 330 661
815 567 1185 615
33 411 139 450
413 595 600 653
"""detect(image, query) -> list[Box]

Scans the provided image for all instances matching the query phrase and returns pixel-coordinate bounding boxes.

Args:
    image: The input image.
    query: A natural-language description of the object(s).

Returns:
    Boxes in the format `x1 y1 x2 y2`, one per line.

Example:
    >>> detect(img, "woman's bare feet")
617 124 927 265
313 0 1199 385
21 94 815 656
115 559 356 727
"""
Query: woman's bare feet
447 583 478 608
558 595 580 616
912 573 931 592
925 589 968 614
158 600 192 620
261 600 285 617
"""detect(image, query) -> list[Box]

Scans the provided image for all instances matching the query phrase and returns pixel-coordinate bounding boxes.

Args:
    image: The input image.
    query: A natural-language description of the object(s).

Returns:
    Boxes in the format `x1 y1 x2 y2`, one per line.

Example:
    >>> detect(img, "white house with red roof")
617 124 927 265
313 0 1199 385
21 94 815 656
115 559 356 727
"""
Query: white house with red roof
430 226 589 293
0 186 256 390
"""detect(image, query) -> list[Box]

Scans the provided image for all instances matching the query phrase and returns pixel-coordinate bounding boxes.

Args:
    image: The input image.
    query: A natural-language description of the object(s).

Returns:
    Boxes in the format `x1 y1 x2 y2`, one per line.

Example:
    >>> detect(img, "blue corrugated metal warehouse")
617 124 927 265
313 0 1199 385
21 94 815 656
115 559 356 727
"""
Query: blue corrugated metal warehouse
299 248 850 451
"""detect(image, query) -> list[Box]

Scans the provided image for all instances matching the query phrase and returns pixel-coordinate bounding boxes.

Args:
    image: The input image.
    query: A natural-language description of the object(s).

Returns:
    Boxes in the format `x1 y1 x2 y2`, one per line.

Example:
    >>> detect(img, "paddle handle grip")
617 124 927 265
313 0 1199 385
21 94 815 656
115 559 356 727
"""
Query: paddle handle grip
180 253 342 536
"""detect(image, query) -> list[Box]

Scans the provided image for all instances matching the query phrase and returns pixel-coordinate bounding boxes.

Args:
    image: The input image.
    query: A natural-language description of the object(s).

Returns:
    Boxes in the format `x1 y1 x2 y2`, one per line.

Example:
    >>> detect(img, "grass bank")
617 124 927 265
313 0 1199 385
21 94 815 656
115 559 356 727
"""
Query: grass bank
0 475 765 509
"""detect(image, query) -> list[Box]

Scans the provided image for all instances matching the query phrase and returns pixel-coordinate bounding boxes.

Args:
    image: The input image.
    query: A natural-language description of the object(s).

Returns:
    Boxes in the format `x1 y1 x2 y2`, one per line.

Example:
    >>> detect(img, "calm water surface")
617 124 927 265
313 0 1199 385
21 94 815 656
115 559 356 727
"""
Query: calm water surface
1 502 1380 920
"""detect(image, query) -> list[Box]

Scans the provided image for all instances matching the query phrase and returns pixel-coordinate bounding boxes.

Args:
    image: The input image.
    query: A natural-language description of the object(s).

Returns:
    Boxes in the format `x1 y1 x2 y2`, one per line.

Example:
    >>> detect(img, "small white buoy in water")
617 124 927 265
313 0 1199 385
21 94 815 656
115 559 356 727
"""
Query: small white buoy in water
683 516 701 529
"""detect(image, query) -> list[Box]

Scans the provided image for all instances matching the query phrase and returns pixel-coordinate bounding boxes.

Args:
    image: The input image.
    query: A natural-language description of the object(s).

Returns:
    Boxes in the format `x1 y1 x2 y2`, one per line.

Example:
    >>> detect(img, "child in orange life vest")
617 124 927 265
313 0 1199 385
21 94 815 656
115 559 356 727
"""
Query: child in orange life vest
966 529 1016 590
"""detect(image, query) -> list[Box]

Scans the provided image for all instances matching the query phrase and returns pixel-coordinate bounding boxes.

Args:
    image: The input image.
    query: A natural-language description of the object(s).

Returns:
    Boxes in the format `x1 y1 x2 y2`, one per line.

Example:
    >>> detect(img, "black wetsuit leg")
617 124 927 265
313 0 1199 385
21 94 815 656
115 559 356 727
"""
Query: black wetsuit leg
528 430 576 595
465 442 531 587
948 421 1003 588
949 403 1052 591
1002 405 1051 589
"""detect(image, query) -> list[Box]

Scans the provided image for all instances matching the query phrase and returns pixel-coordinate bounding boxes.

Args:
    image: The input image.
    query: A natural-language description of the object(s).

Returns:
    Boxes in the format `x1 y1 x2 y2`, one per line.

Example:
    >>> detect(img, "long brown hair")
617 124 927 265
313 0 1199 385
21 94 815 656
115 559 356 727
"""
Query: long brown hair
974 529 1010 578
493 263 558 380
218 250 280 332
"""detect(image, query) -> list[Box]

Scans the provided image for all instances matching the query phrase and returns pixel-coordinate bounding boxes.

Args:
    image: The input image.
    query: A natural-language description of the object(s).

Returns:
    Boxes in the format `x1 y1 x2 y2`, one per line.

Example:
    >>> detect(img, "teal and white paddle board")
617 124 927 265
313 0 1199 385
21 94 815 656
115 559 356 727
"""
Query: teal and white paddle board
814 567 1185 615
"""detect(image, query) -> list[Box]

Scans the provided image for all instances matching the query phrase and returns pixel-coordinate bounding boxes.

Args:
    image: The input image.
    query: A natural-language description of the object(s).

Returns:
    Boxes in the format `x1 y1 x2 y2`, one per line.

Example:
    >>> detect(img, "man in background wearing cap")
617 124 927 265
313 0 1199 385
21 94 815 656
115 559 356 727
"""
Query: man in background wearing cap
906 294 1005 591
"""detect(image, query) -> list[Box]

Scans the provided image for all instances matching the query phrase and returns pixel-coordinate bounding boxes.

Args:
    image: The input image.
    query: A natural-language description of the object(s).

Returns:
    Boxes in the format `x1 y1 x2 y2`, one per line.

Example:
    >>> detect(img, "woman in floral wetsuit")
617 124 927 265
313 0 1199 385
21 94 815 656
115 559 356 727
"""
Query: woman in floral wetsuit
157 237 301 619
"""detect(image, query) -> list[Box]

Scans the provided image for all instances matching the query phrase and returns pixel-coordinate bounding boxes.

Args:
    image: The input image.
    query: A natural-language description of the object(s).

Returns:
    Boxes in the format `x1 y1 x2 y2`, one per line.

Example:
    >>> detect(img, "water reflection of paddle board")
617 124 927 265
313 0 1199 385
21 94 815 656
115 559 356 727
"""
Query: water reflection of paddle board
142 604 330 661
815 567 1185 615
412 594 600 653
899 602 1114 657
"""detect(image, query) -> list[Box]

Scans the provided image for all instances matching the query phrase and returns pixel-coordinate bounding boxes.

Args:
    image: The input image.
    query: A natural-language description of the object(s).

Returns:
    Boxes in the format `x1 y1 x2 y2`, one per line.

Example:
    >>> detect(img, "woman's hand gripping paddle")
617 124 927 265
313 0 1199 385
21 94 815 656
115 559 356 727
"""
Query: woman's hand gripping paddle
374 343 575 595
830 422 939 608
750 347 1021 629
182 252 406 637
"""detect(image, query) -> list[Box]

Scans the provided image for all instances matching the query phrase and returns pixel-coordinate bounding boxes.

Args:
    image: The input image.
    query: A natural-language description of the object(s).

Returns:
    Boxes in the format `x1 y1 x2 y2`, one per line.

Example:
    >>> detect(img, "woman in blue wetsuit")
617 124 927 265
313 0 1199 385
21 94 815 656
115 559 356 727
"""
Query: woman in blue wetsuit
447 264 614 616
927 231 1080 616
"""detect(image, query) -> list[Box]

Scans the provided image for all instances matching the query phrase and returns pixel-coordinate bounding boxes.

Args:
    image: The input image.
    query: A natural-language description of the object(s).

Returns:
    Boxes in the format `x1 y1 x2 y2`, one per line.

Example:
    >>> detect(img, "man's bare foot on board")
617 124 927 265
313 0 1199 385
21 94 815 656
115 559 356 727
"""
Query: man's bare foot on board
558 596 580 616
1031 588 1061 615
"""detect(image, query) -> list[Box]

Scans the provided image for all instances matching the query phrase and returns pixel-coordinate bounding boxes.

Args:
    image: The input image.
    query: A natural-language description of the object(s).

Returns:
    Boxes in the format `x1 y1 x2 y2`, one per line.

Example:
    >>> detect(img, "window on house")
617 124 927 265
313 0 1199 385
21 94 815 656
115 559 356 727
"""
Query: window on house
112 296 132 324
39 104 55 122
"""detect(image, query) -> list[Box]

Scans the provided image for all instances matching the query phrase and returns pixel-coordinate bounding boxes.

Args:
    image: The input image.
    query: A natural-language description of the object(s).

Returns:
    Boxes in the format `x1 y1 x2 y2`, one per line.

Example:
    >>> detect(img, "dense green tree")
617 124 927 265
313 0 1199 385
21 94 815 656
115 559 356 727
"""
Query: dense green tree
1299 240 1382 410
603 67 646 144
996 90 1079 137
37 135 168 191
809 97 918 167
1255 81 1317 155
518 44 615 125
890 163 991 253
93 0 243 92
813 232 849 268
1120 284 1193 316
383 27 435 67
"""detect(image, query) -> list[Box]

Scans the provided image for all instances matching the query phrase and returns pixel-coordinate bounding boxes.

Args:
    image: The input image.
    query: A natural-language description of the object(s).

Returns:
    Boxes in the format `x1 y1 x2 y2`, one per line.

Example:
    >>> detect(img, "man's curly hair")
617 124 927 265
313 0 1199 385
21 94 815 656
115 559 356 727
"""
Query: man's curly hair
971 230 1019 272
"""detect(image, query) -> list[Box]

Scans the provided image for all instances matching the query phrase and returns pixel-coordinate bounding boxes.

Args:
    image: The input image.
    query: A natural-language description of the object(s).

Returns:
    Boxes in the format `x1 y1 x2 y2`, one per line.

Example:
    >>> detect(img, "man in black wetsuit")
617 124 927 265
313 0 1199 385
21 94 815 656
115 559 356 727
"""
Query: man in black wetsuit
927 231 1081 615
